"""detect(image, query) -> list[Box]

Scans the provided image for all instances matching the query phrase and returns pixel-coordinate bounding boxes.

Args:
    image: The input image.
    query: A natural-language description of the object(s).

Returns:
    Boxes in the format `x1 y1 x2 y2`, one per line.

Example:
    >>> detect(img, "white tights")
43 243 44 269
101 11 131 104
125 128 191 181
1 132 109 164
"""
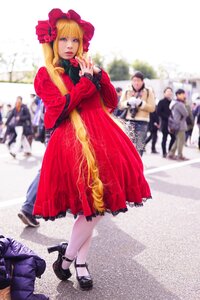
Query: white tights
62 215 102 276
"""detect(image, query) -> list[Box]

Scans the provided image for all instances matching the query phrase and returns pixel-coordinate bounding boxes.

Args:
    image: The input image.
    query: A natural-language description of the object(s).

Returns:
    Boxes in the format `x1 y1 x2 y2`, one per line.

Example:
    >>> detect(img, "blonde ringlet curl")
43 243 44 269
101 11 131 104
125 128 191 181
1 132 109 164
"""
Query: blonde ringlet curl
41 19 105 213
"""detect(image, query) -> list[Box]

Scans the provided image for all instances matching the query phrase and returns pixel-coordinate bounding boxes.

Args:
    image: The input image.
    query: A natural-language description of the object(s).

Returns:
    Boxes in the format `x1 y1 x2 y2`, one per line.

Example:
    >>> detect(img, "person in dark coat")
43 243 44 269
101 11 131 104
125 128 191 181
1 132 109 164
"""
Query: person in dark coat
145 106 160 153
193 102 200 149
113 87 123 117
157 87 176 157
2 104 17 147
6 96 33 158
0 235 48 300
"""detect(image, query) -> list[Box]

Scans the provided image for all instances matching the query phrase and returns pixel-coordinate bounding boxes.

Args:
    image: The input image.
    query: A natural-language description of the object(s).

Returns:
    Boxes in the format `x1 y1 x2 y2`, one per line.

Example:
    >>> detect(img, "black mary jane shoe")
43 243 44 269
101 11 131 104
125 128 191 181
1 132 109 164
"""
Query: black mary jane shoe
74 260 93 290
47 242 73 281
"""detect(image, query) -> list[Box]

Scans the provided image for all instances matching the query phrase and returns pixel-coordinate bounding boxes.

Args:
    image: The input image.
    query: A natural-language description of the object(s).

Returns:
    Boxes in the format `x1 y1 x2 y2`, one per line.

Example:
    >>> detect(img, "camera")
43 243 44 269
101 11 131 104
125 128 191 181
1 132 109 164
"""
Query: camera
130 105 138 118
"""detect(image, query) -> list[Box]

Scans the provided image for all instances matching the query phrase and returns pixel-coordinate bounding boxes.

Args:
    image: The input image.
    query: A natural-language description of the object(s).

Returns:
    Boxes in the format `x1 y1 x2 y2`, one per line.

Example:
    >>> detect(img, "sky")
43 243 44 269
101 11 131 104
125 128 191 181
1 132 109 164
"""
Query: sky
0 0 200 76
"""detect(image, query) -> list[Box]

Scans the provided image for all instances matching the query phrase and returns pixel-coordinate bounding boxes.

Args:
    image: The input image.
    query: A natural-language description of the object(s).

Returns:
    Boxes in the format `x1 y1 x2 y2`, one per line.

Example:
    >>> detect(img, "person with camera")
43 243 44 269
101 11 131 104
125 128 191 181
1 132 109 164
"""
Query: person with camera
118 71 155 156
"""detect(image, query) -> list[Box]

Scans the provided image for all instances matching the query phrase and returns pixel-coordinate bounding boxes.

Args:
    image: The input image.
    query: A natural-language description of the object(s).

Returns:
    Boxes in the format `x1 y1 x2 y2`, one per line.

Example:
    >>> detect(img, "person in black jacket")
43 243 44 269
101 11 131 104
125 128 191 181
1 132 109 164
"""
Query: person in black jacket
157 87 176 157
145 106 160 153
113 87 123 117
6 96 33 158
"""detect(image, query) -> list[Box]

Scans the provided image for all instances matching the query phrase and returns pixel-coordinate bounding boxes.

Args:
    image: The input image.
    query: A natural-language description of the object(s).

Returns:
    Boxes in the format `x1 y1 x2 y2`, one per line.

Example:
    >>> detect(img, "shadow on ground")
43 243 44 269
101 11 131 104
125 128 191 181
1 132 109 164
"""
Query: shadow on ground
21 215 181 300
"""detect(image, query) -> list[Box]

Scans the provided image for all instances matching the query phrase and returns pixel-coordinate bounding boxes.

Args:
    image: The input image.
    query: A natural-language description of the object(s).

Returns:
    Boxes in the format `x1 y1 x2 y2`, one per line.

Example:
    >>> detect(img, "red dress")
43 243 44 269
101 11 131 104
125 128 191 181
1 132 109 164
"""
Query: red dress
33 67 151 220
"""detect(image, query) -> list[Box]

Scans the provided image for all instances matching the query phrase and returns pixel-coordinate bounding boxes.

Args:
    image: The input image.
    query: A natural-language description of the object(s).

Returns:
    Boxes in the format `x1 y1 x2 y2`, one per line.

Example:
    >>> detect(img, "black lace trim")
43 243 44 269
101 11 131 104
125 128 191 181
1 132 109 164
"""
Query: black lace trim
93 70 102 90
44 95 70 145
82 71 102 90
55 95 70 127
35 197 152 222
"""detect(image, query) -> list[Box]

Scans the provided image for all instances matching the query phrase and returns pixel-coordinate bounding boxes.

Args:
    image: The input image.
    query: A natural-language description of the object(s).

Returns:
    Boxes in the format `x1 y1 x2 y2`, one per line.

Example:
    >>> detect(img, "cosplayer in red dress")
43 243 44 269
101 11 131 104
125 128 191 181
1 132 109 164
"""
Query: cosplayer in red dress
34 66 151 219
33 8 151 291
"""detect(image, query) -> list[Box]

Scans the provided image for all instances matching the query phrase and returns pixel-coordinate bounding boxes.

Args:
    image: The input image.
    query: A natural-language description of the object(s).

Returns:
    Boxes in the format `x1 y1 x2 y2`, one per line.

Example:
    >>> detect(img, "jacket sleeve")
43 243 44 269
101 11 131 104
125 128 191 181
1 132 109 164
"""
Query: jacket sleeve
118 87 132 110
34 67 98 129
20 105 31 122
177 103 189 119
157 100 167 121
5 110 14 126
98 70 118 111
139 89 155 113
34 256 46 278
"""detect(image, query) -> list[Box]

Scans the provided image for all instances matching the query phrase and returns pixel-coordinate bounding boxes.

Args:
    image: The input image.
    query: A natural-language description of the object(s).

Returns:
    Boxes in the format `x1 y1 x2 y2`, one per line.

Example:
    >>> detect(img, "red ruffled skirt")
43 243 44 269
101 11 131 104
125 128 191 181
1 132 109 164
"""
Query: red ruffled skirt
33 109 151 220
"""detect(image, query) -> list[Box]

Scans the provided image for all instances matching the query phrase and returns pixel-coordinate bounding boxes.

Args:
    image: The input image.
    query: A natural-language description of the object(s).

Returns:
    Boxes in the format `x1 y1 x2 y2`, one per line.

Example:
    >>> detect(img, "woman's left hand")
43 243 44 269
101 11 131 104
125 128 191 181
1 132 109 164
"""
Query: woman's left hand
75 56 94 77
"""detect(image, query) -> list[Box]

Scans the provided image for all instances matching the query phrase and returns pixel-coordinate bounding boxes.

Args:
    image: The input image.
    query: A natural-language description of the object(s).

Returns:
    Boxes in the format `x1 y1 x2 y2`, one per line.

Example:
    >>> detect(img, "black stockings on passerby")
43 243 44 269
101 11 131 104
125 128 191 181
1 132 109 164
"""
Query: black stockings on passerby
161 130 176 156
145 130 158 152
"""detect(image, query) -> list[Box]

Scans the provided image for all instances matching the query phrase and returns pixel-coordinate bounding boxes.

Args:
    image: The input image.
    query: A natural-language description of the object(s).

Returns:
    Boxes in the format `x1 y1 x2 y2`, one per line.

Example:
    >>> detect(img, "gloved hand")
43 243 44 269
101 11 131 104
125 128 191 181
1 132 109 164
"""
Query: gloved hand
127 97 142 107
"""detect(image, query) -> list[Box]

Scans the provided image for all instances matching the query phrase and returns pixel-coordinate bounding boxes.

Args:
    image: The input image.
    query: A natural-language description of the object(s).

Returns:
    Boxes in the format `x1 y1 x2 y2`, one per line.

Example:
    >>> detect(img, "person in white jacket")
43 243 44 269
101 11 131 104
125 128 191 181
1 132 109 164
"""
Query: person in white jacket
118 71 155 156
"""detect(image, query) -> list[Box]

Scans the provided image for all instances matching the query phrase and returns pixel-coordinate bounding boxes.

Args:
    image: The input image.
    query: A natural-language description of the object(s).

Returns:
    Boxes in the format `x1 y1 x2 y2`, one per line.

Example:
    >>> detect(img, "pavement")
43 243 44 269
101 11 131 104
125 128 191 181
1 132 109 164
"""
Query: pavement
0 135 200 300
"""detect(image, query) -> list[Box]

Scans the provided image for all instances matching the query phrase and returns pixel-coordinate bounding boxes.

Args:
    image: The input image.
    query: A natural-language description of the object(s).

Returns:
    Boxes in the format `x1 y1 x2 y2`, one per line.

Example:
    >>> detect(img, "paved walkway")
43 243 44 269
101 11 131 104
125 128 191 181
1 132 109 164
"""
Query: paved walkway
0 137 200 300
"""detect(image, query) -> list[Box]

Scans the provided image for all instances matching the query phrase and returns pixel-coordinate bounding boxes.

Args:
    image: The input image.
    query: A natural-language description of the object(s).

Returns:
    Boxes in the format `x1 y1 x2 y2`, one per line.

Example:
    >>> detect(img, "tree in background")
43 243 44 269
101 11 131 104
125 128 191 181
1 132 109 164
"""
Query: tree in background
132 59 157 79
2 46 192 83
0 53 6 67
107 58 130 81
0 39 41 83
92 53 105 69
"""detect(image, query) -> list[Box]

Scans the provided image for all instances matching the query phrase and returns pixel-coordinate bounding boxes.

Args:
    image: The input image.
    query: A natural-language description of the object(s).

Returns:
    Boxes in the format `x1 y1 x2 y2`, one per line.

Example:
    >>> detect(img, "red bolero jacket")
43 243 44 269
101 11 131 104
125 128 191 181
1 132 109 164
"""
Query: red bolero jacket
34 67 118 129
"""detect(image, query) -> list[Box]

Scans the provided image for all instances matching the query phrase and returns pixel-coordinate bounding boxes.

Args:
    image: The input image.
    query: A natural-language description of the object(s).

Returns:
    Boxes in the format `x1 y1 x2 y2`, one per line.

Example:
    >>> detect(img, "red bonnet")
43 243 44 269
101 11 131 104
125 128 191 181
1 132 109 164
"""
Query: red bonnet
35 8 95 52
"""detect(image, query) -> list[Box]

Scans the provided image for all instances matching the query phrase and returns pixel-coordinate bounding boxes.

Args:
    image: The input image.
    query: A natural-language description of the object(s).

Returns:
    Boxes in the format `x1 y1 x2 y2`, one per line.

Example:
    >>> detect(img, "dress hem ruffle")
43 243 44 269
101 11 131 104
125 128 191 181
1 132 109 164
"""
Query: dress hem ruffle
34 197 152 222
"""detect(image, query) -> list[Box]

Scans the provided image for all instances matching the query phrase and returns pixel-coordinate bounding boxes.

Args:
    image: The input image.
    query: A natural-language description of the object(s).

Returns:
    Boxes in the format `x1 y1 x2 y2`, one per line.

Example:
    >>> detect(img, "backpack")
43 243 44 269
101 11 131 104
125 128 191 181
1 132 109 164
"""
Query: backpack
168 104 180 134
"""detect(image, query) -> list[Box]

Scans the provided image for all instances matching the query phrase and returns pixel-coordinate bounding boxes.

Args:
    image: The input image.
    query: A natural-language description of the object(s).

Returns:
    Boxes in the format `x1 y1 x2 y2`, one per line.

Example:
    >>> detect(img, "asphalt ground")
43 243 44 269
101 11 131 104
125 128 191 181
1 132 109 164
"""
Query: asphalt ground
0 134 200 300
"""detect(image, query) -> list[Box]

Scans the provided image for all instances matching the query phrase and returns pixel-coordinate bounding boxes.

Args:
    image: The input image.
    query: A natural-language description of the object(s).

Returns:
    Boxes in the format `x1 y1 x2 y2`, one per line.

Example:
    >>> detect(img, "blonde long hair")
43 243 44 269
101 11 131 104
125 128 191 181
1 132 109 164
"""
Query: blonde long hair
42 19 104 213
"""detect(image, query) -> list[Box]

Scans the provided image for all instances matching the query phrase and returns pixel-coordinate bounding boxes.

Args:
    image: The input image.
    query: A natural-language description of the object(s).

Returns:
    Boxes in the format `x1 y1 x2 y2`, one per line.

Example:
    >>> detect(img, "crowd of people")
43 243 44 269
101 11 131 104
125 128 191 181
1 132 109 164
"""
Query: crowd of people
114 82 200 160
0 64 199 164
0 94 45 158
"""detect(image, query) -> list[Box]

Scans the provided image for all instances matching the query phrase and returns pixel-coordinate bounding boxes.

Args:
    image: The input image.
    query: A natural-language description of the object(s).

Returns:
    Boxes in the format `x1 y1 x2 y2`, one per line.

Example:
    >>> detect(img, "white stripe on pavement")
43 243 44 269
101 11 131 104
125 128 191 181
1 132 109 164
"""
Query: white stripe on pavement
0 154 12 158
0 197 24 208
144 157 200 175
0 151 44 159
1 157 200 208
